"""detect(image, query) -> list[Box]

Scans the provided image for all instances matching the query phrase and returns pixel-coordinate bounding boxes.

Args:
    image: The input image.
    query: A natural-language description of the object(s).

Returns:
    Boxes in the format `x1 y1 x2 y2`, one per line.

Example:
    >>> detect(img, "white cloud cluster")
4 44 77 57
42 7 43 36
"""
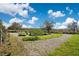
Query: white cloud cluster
22 24 32 28
22 24 27 28
48 10 65 18
66 6 73 15
54 17 77 29
9 18 23 24
66 7 70 11
28 16 38 24
19 10 28 17
0 3 36 17
1 3 37 29
3 21 11 29
64 17 76 25
3 17 34 29
48 10 53 14
53 23 67 29
3 18 24 29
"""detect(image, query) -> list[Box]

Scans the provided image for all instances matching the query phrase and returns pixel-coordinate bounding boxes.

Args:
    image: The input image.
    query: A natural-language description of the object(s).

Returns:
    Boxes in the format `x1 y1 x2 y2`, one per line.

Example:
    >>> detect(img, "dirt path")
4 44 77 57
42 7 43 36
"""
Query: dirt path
10 33 72 56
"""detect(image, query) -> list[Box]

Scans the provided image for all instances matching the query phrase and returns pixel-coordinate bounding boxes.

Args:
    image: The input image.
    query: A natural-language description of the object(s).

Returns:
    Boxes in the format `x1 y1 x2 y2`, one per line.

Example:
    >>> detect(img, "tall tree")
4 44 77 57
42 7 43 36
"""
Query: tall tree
8 22 22 30
43 20 53 34
68 21 77 33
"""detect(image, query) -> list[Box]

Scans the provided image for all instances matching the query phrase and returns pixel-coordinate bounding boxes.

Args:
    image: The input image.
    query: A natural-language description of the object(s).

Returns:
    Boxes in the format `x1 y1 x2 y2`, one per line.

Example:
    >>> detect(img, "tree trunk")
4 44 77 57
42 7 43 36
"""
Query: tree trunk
0 30 3 45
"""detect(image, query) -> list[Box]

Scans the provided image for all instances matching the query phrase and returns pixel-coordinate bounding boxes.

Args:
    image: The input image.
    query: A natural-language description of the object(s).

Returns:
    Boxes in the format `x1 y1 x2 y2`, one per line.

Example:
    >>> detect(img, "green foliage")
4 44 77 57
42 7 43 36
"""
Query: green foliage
48 34 79 56
38 34 62 40
22 34 62 41
29 29 47 36
18 32 26 36
8 22 22 30
43 21 53 34
22 36 38 41
67 21 77 34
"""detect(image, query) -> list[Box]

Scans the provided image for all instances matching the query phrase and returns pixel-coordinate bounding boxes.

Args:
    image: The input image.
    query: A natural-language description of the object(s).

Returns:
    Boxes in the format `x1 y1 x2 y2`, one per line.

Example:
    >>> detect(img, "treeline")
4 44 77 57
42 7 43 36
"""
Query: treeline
7 20 79 34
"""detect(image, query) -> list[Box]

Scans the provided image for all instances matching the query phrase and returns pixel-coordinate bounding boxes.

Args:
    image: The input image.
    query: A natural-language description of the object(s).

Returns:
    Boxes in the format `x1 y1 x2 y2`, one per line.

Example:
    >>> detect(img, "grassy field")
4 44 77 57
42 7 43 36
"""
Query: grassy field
22 34 62 41
38 34 62 40
48 34 79 56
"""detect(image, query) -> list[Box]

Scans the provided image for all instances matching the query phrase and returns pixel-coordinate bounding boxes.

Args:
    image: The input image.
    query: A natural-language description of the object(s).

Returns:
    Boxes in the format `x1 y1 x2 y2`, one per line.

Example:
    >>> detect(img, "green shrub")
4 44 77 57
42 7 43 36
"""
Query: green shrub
22 34 62 41
22 36 39 41
29 29 47 36
25 30 29 35
18 32 26 36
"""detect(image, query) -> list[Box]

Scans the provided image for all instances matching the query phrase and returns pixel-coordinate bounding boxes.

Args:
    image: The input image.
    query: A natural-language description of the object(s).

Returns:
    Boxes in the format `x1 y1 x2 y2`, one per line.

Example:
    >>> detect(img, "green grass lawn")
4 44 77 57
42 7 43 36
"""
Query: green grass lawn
22 34 62 41
48 34 79 56
38 34 62 40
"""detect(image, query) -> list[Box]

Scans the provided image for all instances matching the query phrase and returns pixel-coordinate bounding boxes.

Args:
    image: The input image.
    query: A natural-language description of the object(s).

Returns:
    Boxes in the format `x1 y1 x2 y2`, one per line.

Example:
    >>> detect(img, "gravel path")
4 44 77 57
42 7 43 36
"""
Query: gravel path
10 33 72 56
24 34 72 56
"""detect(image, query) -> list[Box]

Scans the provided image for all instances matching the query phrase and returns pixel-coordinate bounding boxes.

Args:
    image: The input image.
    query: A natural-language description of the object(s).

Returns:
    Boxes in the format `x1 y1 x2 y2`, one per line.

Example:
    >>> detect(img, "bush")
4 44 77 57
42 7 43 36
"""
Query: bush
29 29 47 36
18 32 26 36
22 36 39 41
25 30 29 35
22 34 62 41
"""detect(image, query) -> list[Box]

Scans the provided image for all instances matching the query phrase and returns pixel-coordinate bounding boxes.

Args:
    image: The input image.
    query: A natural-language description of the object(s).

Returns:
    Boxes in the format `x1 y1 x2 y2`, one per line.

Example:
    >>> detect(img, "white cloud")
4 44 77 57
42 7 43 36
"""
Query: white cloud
22 24 27 28
64 17 76 25
58 25 67 29
2 21 11 29
28 16 38 24
66 7 70 11
0 3 36 17
53 23 67 29
66 6 73 15
22 24 33 28
3 18 24 29
9 18 23 24
48 10 65 18
19 10 28 17
52 11 65 18
28 6 36 12
53 17 77 29
48 9 53 14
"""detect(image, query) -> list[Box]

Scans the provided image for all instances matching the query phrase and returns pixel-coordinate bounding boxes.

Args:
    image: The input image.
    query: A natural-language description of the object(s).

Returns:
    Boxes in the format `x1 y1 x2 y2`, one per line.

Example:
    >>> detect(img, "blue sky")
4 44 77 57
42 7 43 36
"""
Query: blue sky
0 3 79 29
